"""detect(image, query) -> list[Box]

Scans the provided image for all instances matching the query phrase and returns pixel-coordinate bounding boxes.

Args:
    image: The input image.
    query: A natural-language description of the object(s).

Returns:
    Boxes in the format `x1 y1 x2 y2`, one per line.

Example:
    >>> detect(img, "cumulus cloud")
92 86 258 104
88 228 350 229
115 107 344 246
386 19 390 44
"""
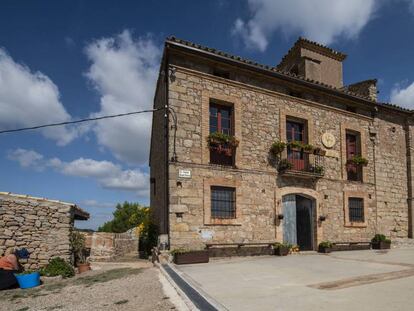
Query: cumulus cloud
0 48 78 145
390 82 414 110
85 30 161 165
8 148 149 196
232 0 377 51
7 148 44 170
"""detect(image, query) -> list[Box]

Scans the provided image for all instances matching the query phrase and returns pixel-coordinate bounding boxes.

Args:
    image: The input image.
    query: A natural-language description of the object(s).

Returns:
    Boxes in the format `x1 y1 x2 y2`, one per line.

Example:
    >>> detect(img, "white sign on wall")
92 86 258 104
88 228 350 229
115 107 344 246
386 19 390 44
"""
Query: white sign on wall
178 169 192 178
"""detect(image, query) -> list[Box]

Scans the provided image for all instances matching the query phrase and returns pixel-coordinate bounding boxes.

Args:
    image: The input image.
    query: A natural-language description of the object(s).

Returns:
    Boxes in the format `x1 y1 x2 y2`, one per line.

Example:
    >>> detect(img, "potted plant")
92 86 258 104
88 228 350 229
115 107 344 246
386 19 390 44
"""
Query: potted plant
278 159 293 172
40 257 75 278
318 241 333 253
302 143 315 154
348 155 369 166
313 147 326 156
14 270 41 289
71 231 90 273
273 242 292 256
371 234 391 249
288 140 303 152
314 165 324 175
207 132 239 156
270 141 286 156
171 248 209 265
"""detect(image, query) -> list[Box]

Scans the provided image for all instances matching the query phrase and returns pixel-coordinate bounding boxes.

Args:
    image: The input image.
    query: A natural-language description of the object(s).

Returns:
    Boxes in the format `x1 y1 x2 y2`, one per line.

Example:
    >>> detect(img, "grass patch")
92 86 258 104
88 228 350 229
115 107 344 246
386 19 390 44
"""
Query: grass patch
114 299 129 305
74 268 142 286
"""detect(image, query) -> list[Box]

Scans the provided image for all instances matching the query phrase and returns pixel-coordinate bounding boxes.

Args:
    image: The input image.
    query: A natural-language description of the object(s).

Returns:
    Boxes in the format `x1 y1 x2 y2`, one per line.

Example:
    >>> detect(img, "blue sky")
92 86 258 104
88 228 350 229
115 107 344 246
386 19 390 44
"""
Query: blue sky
1 0 414 230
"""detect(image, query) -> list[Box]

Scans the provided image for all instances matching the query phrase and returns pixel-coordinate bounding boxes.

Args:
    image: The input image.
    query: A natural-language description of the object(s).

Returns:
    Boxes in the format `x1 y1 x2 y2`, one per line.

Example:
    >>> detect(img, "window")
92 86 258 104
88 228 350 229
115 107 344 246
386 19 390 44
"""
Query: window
209 103 232 135
211 186 236 219
209 102 234 166
348 198 364 222
346 131 362 181
286 119 307 171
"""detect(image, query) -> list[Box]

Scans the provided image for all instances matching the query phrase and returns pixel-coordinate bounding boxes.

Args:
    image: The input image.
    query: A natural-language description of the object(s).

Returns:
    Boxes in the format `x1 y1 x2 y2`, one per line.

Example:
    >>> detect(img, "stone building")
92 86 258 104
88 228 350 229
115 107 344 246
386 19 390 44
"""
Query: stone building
0 192 89 268
150 37 414 251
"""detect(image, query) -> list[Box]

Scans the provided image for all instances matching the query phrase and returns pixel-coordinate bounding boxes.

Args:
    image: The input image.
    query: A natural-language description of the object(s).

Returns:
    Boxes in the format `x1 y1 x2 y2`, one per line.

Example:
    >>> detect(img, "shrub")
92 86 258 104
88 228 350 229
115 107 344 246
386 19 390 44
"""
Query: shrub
15 270 38 275
318 241 333 248
40 257 75 278
207 132 239 148
371 234 391 243
348 155 369 166
70 231 86 264
170 248 190 255
278 159 293 172
288 140 303 149
270 141 286 155
302 144 315 153
273 242 292 250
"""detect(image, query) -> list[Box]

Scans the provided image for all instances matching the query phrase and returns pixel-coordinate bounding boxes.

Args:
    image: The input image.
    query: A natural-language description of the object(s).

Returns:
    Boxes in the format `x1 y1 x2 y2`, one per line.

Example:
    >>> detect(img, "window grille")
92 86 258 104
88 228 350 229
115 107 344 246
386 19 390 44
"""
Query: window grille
211 186 236 219
349 197 364 222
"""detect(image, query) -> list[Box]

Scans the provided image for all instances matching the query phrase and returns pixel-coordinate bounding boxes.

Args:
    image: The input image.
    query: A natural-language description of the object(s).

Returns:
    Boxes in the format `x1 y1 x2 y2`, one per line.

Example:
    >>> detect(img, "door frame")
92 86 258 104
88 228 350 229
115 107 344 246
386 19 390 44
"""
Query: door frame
276 187 322 250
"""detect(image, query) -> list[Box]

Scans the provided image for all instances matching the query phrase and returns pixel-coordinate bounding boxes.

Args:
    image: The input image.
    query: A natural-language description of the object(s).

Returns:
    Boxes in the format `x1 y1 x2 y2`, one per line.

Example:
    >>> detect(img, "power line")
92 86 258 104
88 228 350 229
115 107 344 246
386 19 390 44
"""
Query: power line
0 108 163 134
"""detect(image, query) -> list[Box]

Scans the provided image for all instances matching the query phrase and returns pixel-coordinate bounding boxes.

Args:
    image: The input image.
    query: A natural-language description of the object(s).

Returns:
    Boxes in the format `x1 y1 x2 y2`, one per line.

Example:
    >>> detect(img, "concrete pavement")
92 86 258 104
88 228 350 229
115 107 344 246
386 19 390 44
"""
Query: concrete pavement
175 249 414 311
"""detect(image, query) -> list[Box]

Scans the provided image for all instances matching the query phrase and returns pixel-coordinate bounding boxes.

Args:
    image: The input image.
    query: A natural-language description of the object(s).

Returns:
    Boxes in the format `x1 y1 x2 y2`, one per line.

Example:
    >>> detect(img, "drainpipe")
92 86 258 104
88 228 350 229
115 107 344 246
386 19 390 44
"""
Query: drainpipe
370 109 379 234
405 117 413 238
164 47 170 248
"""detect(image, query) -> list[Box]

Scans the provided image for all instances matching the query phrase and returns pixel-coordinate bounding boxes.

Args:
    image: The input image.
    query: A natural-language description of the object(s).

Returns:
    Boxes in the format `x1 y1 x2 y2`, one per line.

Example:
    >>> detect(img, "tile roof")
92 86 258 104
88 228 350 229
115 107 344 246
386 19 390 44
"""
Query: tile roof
166 36 411 113
0 191 89 220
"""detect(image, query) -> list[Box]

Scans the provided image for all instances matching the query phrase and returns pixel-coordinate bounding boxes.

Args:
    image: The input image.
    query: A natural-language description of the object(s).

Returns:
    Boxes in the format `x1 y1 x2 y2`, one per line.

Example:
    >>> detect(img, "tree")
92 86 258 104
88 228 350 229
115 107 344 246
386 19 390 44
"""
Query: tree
98 202 148 233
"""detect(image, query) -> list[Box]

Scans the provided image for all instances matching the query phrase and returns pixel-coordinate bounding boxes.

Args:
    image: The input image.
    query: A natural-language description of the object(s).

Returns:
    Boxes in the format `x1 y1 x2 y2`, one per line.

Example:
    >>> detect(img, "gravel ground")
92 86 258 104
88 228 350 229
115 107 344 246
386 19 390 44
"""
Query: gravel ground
0 261 178 311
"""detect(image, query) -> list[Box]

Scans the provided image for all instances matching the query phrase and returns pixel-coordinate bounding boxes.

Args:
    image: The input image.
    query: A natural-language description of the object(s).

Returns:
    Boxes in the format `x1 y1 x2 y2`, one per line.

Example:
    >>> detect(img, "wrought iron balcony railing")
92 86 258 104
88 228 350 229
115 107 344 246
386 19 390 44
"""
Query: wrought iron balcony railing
278 149 325 178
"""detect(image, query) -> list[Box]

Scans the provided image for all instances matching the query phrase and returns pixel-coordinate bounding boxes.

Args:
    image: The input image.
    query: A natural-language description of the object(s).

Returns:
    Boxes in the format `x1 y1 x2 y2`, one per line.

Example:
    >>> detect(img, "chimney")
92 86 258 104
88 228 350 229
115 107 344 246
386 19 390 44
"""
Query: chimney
277 37 347 88
345 79 378 102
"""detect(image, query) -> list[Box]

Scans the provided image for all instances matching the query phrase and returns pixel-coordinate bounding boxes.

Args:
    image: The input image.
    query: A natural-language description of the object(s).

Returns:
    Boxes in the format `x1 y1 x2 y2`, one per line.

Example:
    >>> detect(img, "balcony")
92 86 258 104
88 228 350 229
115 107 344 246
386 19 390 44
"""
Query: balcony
278 149 325 179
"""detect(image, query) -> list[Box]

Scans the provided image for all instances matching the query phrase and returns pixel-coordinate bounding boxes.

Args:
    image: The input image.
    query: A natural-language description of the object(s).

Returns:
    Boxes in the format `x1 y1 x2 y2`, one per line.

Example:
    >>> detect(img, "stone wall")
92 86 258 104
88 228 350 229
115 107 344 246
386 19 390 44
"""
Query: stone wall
88 231 138 262
0 193 82 269
161 55 410 250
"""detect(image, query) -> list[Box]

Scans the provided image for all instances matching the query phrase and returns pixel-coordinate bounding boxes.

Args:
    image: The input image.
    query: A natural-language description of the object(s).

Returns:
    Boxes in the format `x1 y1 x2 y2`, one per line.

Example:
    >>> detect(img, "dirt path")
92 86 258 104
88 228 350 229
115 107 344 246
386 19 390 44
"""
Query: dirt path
0 261 178 311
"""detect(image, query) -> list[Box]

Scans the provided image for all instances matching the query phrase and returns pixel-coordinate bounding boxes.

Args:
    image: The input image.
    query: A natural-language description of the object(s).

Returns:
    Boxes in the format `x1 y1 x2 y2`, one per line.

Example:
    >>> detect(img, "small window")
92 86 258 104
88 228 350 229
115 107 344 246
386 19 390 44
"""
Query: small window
349 198 364 222
346 131 362 181
211 186 236 219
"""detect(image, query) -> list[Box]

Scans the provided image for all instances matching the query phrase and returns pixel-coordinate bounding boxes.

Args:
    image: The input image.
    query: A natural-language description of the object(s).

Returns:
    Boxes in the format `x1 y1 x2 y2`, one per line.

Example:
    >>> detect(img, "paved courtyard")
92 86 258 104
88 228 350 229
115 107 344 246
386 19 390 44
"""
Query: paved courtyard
175 249 414 311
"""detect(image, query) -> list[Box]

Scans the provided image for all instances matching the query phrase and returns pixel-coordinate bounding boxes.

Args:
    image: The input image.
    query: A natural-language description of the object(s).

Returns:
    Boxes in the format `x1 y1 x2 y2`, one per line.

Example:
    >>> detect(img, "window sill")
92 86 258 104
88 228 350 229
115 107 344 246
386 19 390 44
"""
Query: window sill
344 222 367 228
204 220 241 226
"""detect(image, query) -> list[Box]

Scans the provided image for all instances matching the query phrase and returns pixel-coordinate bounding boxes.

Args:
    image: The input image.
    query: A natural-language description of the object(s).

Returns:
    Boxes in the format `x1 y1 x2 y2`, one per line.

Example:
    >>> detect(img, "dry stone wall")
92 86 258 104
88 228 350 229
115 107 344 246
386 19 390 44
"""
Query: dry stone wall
0 193 76 269
88 231 138 262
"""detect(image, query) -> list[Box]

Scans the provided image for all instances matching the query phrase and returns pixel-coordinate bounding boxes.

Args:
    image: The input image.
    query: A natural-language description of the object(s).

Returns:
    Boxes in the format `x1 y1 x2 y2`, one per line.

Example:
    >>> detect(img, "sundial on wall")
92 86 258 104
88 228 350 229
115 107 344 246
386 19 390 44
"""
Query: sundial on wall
321 132 336 149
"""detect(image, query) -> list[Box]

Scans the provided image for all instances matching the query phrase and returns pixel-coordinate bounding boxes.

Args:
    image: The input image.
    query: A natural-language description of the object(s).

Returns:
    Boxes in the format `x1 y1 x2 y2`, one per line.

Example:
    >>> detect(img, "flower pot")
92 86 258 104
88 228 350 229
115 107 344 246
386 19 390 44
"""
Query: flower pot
77 263 90 273
14 272 41 289
274 247 289 256
371 241 391 250
174 250 209 265
318 246 332 253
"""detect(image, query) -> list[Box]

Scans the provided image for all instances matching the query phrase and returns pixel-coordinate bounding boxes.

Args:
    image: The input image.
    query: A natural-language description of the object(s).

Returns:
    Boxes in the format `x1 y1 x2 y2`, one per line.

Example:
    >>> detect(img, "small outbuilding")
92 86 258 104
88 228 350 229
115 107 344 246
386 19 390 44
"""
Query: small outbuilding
0 192 89 269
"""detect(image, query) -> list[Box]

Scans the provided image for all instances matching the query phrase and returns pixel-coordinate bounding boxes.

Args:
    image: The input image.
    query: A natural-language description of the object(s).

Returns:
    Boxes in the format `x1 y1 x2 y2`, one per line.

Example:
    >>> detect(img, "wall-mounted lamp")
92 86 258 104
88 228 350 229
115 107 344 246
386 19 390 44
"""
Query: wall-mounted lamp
319 215 327 222
277 214 284 220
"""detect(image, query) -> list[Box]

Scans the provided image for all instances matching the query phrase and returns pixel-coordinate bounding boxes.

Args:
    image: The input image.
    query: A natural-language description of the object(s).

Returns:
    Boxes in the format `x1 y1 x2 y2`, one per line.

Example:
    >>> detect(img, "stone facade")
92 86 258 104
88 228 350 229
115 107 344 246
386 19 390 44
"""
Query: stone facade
88 231 138 262
150 37 413 251
0 192 89 269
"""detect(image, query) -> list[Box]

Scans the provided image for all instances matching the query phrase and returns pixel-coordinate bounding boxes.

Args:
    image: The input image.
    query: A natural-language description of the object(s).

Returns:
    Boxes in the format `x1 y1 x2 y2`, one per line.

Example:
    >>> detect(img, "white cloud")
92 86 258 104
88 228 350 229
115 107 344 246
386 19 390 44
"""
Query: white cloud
7 148 44 170
85 30 161 165
232 0 377 51
9 148 149 195
390 82 414 110
0 48 78 145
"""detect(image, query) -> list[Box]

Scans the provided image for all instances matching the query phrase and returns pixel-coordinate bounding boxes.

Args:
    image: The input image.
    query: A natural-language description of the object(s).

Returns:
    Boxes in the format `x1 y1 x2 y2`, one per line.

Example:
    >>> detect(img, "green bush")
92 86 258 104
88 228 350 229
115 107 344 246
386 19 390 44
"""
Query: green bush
270 141 286 155
170 248 190 255
371 234 391 243
273 242 292 250
318 241 333 248
40 257 75 278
